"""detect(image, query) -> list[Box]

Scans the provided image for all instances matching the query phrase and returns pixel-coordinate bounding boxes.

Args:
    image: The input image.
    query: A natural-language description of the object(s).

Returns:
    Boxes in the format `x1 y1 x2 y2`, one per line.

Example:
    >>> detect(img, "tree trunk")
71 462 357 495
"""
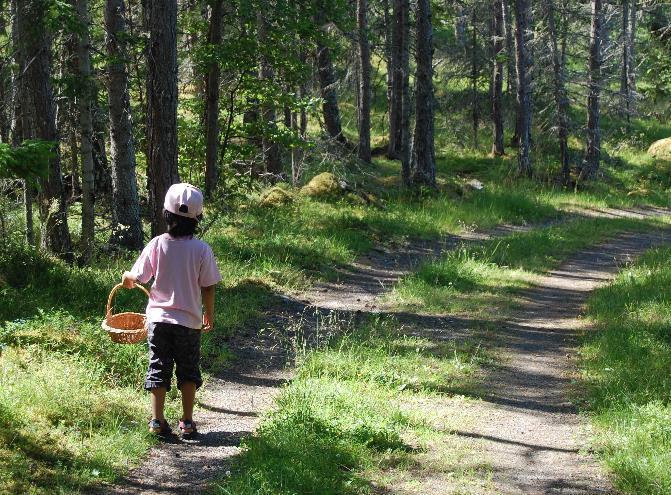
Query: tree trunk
74 0 95 264
387 0 409 161
545 0 570 183
621 0 636 125
315 5 347 146
383 0 392 132
92 91 112 197
471 6 480 149
357 0 371 162
204 0 223 196
105 0 143 248
513 0 532 177
257 10 282 176
409 0 435 187
502 0 515 96
16 0 72 259
581 0 603 181
146 0 179 237
491 0 505 156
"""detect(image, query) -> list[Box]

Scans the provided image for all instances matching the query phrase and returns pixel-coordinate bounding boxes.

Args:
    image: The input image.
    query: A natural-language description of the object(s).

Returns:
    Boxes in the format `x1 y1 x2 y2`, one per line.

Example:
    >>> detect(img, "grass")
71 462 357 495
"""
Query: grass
388 215 670 316
579 247 671 495
212 315 494 494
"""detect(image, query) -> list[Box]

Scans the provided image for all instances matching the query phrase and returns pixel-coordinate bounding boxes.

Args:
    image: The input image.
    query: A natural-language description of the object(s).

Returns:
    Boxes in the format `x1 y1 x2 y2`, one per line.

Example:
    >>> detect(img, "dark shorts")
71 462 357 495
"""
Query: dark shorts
145 322 203 392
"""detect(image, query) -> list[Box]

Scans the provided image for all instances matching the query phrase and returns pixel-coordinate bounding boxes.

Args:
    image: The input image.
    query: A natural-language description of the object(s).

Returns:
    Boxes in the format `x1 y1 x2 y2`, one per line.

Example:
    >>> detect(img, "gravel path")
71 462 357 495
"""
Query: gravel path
457 229 670 494
96 206 668 494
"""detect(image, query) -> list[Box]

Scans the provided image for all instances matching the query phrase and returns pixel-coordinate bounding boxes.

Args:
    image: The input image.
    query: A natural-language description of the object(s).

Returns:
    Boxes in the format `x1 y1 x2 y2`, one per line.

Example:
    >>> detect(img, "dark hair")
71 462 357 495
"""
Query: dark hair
163 210 201 237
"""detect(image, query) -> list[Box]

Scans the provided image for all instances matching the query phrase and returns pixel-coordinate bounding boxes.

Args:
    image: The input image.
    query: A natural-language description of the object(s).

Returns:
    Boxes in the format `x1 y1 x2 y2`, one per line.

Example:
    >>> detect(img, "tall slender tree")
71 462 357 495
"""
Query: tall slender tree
204 0 223 196
105 0 142 248
74 0 95 264
357 0 371 162
513 0 533 177
581 0 604 180
315 1 347 145
146 0 179 236
409 0 436 187
15 0 72 258
492 0 505 156
544 0 571 183
387 0 409 163
257 9 281 176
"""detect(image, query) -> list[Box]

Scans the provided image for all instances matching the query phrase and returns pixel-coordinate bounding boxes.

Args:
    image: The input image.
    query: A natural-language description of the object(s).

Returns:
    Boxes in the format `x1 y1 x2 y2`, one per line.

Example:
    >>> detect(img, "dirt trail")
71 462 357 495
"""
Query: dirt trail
457 229 670 494
96 206 668 495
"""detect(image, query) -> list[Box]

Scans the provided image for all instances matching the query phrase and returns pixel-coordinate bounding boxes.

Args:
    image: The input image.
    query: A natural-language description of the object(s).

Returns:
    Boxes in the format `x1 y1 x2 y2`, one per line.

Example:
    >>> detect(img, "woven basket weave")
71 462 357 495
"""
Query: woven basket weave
101 283 150 344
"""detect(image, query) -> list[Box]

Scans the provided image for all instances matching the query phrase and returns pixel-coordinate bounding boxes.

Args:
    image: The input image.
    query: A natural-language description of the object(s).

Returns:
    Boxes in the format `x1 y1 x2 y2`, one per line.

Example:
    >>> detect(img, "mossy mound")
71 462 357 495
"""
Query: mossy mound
259 186 294 207
648 138 671 160
300 172 344 198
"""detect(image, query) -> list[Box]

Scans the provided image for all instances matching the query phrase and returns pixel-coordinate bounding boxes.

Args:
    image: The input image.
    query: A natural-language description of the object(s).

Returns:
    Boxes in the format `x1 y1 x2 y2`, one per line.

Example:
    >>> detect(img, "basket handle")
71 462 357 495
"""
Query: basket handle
106 282 151 318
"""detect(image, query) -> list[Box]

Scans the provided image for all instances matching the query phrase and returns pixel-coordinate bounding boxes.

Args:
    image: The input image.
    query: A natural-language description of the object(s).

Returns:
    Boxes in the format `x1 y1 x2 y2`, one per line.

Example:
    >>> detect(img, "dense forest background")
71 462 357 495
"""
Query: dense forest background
0 0 670 263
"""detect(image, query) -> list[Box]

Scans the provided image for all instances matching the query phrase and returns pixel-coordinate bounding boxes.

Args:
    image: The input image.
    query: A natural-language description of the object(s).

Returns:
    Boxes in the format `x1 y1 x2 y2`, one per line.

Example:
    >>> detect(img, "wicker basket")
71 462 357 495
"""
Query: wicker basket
101 283 150 344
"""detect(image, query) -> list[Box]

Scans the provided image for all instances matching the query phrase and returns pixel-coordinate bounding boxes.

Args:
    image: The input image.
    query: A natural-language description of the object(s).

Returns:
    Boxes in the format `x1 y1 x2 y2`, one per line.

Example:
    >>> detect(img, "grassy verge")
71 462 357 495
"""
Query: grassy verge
211 315 494 494
580 246 671 495
387 216 670 316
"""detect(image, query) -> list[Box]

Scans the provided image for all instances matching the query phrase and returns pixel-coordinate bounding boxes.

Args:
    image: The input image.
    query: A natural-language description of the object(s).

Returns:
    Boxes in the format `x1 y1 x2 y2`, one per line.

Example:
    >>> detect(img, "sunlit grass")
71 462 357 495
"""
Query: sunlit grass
580 247 671 495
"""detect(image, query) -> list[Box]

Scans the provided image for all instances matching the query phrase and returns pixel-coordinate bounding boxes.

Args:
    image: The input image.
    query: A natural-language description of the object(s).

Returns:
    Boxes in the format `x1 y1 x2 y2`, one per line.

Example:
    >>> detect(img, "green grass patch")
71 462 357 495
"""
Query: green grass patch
212 316 492 494
389 216 670 316
580 247 671 495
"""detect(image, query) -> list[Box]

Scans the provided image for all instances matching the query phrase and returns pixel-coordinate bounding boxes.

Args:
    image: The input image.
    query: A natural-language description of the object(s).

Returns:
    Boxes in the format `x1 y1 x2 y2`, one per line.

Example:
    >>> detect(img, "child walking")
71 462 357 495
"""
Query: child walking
122 183 221 436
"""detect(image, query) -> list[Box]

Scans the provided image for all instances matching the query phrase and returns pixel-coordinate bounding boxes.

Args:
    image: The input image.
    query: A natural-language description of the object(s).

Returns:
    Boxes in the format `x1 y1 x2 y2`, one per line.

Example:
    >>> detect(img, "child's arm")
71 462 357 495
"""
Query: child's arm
201 285 216 332
122 271 137 289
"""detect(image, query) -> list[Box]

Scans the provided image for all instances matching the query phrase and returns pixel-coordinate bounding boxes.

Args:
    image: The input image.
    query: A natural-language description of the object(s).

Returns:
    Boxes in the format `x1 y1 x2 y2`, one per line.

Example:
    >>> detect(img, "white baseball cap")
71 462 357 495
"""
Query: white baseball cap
163 183 204 219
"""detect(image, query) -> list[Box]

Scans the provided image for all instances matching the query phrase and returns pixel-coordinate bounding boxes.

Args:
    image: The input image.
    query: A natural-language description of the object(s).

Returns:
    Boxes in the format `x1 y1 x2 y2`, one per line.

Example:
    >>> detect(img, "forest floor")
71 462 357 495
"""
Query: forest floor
95 206 670 495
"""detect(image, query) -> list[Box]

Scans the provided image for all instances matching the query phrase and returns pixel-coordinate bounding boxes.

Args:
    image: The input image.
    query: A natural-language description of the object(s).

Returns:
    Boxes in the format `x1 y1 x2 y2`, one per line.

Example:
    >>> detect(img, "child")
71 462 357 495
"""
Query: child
122 183 221 436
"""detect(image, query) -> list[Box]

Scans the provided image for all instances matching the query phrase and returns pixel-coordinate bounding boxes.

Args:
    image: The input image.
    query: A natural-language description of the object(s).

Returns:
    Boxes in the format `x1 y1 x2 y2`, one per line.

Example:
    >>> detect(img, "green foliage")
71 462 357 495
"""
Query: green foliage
0 140 54 186
581 247 671 494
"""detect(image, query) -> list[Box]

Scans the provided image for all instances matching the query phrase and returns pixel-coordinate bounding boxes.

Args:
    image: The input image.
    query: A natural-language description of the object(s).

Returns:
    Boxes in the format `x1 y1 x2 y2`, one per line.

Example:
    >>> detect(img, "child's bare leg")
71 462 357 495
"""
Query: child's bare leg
150 387 167 421
180 381 196 420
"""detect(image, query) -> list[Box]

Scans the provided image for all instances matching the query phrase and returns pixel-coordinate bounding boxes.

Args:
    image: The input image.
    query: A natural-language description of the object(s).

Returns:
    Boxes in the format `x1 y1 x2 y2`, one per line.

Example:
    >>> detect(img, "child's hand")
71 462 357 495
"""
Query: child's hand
202 313 214 333
121 271 136 289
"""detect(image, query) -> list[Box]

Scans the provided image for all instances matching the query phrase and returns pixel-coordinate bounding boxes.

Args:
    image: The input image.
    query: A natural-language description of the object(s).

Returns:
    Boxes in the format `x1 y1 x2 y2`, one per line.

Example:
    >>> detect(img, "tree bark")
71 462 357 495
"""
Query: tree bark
204 0 223 196
502 0 515 96
387 0 409 162
315 1 347 146
581 0 603 181
383 0 392 133
621 0 636 125
16 0 72 259
357 0 371 162
491 0 505 156
471 6 480 149
105 0 143 248
409 0 436 187
545 0 570 183
146 0 179 236
513 0 532 177
74 0 95 264
257 10 282 176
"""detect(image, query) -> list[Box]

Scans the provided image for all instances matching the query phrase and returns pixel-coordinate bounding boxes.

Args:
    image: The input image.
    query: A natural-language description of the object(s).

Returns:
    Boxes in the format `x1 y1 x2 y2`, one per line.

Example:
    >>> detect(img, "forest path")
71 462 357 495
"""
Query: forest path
446 228 671 494
95 206 667 495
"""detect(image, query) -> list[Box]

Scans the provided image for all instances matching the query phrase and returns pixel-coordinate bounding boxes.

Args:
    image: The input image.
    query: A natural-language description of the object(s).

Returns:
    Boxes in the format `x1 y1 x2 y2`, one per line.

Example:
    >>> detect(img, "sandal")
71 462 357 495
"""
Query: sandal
179 419 197 436
148 418 172 436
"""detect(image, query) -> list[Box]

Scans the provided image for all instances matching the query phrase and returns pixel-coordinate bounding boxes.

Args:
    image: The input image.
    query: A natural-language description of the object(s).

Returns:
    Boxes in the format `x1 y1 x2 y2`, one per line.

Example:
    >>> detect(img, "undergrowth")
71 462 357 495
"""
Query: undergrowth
389 215 670 316
212 315 493 494
580 247 671 495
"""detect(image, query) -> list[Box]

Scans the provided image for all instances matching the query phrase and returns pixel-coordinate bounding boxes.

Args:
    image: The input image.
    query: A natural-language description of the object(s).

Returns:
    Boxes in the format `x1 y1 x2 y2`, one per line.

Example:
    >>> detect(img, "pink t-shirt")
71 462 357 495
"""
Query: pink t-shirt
131 234 222 329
